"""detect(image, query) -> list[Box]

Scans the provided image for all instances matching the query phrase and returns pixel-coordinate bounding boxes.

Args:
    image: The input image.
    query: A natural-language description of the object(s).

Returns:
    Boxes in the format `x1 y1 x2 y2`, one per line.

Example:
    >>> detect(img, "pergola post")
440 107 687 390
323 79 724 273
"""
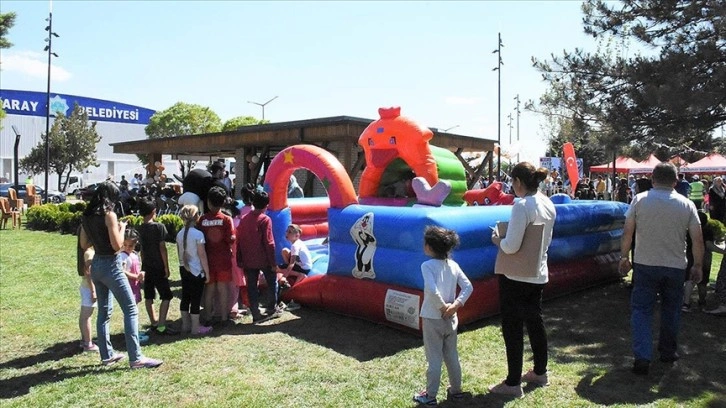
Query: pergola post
234 147 246 199
146 153 162 179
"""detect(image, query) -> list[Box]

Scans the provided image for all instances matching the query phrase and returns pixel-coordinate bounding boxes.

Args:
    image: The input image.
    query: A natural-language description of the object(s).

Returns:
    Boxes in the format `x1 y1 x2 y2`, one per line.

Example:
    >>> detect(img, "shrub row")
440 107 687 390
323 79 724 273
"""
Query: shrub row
26 203 86 234
26 203 183 242
120 214 183 242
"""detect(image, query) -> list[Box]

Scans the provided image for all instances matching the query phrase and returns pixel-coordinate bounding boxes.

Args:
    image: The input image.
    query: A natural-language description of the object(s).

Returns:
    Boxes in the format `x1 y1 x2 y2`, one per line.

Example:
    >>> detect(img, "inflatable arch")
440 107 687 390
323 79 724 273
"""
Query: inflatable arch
264 145 357 211
263 144 356 263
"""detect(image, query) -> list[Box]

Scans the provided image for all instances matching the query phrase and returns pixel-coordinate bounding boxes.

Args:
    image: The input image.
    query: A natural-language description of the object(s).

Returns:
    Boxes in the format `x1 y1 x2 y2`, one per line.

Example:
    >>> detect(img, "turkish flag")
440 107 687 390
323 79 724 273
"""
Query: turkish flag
563 142 579 192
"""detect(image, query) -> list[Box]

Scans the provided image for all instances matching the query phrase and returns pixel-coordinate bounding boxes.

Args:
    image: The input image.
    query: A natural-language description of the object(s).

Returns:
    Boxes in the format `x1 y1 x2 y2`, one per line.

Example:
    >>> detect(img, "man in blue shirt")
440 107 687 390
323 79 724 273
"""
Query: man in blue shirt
675 173 690 197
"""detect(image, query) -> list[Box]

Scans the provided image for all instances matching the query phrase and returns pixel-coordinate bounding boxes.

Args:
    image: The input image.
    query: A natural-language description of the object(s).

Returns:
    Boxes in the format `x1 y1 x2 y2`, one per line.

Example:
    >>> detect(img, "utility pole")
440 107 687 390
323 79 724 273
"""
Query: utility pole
11 126 21 192
43 3 60 203
507 113 513 171
492 33 503 181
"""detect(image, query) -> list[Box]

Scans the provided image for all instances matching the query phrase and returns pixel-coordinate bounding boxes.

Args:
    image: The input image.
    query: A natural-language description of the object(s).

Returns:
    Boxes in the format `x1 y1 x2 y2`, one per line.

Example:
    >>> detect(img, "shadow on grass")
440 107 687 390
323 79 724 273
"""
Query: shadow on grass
225 307 423 361
544 280 726 406
114 305 422 362
0 340 83 370
0 365 101 399
0 336 128 399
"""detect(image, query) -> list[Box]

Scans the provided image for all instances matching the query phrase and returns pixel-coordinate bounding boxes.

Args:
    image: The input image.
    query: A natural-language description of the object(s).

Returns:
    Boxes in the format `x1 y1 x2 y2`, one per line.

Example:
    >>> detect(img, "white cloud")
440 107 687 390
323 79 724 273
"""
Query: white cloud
444 96 482 105
1 50 72 81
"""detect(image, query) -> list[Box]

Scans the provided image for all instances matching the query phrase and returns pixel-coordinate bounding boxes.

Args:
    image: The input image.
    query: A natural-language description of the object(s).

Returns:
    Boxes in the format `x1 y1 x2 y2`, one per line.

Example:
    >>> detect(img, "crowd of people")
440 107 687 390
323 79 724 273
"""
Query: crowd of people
76 161 314 369
72 160 724 405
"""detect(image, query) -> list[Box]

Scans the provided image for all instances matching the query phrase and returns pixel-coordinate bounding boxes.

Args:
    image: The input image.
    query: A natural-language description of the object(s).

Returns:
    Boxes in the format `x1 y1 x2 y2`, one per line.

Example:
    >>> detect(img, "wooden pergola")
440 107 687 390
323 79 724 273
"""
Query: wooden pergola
111 115 497 198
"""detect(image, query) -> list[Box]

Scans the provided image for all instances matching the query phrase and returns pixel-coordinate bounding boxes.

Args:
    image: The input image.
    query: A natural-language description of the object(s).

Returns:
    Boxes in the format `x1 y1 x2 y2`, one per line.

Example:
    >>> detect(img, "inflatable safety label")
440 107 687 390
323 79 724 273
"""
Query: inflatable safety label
384 289 420 330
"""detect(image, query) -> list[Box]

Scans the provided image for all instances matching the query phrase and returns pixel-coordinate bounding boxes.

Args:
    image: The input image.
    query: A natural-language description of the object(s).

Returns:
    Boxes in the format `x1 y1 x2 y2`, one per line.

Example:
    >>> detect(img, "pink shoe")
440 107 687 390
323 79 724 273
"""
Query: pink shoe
488 381 524 398
101 353 126 366
521 369 549 386
196 325 213 335
83 343 100 353
130 357 163 369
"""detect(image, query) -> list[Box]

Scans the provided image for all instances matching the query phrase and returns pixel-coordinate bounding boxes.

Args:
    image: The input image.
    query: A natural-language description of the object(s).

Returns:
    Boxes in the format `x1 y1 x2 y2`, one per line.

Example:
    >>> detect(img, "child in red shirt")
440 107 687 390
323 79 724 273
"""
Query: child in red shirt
198 186 236 324
236 190 278 323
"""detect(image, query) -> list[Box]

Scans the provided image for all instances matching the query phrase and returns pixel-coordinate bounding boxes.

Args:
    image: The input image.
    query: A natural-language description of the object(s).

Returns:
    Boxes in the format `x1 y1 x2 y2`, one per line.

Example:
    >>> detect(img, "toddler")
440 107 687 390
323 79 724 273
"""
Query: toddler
77 233 98 353
120 229 149 345
413 226 473 406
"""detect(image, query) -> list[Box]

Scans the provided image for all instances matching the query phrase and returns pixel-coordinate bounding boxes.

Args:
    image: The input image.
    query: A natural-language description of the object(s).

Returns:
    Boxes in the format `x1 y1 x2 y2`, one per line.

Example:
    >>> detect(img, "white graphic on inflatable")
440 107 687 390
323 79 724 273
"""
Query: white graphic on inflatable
350 212 376 279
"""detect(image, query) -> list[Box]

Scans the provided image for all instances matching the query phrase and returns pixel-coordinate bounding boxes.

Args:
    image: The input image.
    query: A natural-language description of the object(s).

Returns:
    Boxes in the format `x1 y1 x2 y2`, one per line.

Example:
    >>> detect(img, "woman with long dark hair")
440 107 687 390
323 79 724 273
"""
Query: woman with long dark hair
79 181 162 369
489 162 556 398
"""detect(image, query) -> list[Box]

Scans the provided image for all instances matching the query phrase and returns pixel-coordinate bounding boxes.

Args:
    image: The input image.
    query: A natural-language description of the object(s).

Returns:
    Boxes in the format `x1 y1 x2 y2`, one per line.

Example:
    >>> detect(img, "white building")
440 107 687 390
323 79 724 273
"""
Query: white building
0 89 157 190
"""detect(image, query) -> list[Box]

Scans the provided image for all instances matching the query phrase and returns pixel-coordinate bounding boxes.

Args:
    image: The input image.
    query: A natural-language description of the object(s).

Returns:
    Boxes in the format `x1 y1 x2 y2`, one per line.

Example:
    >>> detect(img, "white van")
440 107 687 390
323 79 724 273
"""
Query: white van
66 175 85 194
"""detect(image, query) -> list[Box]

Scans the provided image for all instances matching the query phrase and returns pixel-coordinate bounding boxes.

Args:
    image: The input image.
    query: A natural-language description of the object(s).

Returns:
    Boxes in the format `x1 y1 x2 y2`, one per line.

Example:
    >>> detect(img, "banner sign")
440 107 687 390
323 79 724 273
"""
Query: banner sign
0 89 155 124
540 157 583 179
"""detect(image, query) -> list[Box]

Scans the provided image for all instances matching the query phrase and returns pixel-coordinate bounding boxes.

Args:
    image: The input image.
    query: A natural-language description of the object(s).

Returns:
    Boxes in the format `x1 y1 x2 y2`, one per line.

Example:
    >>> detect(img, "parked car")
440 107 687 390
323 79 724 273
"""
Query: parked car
0 183 67 204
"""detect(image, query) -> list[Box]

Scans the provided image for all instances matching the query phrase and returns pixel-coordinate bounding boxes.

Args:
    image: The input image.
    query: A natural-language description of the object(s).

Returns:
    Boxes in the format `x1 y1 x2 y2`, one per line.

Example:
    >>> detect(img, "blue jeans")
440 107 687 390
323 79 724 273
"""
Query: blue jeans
92 254 143 363
244 267 277 317
630 263 683 361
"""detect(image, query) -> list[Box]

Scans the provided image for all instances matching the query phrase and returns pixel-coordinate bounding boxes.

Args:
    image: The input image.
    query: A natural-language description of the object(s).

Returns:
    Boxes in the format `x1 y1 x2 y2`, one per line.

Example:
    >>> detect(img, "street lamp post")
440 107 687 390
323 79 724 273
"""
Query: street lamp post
247 96 278 122
507 113 513 170
492 32 504 181
44 7 59 203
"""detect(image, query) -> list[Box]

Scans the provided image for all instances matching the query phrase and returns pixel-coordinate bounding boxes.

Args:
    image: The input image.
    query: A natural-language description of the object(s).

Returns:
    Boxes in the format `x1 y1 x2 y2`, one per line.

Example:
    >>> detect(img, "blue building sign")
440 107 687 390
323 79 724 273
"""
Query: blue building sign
0 89 155 124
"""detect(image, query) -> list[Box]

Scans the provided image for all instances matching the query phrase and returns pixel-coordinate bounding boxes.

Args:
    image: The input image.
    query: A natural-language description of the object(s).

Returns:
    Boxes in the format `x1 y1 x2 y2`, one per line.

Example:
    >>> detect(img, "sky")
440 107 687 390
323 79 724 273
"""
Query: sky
0 1 599 164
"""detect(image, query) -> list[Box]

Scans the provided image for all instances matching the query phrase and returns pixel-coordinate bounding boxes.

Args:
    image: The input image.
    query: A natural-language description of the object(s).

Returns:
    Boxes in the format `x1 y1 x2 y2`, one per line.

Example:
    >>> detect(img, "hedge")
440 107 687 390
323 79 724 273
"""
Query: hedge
120 214 183 243
25 204 81 234
26 203 182 241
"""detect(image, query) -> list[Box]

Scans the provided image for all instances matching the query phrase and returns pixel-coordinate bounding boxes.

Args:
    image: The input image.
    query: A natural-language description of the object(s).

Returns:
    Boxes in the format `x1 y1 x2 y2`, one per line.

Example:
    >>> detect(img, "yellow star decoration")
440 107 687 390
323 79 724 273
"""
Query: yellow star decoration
283 150 295 164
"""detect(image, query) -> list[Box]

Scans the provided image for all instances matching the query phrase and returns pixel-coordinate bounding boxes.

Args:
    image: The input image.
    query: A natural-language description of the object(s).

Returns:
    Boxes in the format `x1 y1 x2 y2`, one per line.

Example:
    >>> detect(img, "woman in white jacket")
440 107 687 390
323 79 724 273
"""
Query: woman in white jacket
489 162 556 398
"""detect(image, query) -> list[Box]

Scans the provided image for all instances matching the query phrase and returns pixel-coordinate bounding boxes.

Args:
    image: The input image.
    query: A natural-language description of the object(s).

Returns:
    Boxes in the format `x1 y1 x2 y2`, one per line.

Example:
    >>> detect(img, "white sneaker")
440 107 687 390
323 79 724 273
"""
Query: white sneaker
488 381 523 398
521 370 549 386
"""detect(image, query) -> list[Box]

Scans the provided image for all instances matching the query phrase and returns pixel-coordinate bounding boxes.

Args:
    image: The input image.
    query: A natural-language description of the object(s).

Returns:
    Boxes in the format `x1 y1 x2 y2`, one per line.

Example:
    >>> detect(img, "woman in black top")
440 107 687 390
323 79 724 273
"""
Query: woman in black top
79 181 162 369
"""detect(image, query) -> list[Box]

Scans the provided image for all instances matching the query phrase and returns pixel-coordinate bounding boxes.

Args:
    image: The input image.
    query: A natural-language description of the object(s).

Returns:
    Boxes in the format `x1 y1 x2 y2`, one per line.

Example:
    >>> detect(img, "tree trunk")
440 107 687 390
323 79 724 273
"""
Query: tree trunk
62 167 73 192
56 173 62 191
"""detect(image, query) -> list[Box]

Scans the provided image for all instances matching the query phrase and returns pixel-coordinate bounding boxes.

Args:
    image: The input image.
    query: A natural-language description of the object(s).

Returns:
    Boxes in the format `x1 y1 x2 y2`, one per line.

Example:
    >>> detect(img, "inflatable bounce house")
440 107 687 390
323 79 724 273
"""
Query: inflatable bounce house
261 107 627 333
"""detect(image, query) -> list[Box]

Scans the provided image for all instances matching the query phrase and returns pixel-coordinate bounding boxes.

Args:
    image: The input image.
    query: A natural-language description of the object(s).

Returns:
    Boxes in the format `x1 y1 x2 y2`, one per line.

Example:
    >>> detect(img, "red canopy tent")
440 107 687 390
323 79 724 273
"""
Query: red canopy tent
590 156 640 173
669 155 688 169
630 154 662 174
681 154 726 174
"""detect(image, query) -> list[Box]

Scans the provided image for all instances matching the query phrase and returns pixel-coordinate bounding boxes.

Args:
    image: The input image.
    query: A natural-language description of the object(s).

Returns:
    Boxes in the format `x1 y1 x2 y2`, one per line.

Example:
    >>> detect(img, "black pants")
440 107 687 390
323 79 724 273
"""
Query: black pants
498 275 548 386
245 268 277 317
179 266 205 314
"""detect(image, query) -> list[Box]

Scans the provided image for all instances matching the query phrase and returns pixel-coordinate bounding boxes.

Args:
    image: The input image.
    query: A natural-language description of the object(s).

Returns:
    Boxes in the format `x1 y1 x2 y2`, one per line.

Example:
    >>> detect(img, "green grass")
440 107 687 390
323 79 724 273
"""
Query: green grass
1 229 725 407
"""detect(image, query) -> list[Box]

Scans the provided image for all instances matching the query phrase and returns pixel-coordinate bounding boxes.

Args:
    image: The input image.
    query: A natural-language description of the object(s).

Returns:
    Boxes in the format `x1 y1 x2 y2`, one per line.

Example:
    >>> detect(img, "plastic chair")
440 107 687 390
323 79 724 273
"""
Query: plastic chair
0 197 21 229
26 184 42 207
7 188 24 214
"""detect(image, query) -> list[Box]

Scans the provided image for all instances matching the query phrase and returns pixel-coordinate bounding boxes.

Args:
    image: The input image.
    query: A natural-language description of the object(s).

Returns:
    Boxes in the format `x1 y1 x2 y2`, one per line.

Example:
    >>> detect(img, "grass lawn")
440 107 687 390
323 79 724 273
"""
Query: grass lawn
1 228 725 407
